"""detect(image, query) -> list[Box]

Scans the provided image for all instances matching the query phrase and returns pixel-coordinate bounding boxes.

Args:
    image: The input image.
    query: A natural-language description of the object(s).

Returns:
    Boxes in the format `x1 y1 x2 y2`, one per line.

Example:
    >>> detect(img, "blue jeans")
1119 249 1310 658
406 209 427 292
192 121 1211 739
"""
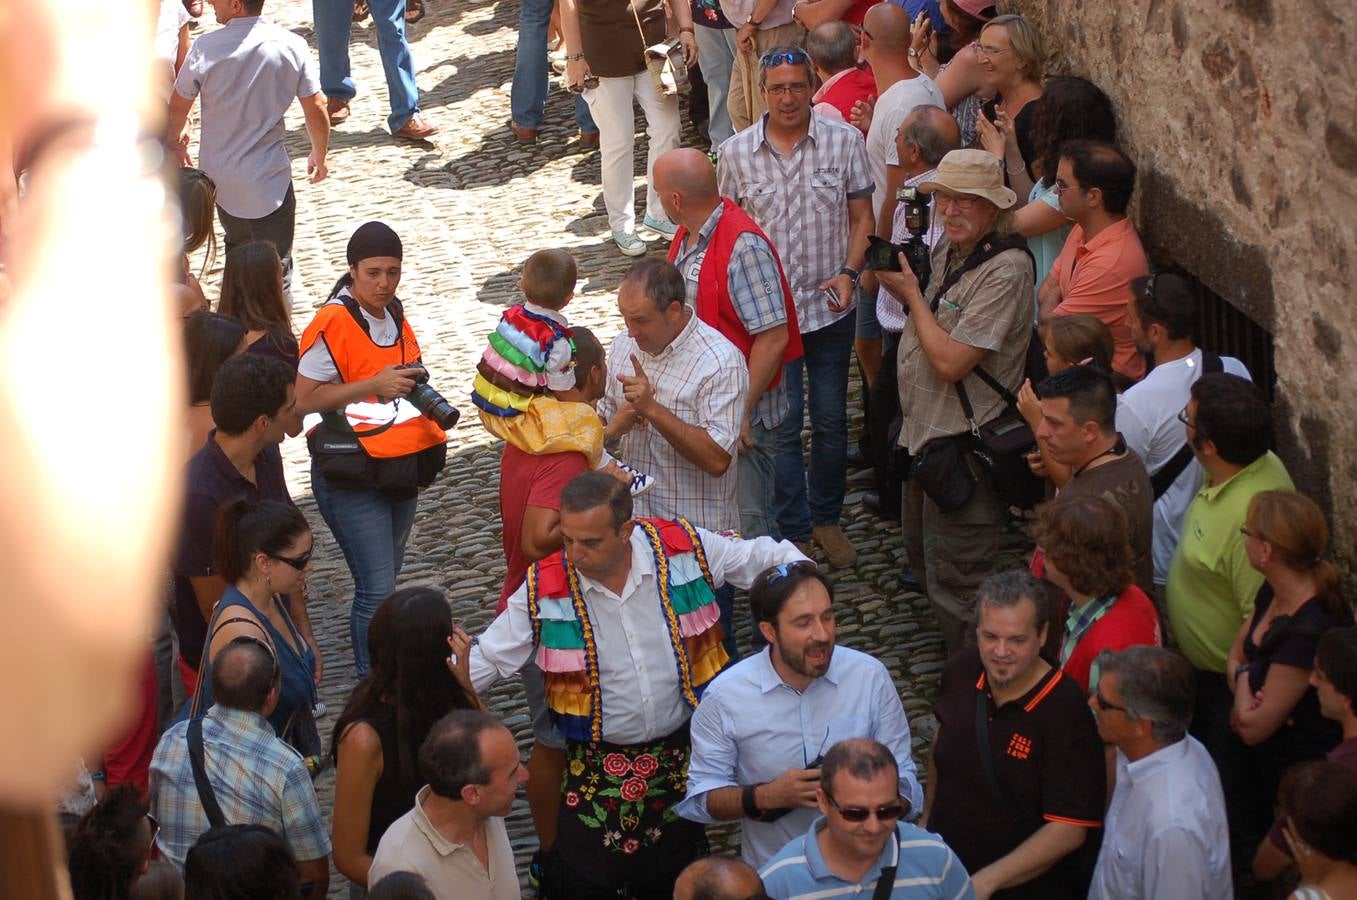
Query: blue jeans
773 313 854 541
693 25 737 149
310 462 418 677
510 0 596 133
313 0 421 133
737 419 777 539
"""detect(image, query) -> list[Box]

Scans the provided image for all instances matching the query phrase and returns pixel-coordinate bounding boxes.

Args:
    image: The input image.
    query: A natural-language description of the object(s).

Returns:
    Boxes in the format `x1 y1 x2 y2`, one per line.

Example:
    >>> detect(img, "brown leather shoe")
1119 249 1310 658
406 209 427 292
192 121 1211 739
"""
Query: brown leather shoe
326 97 350 126
510 122 539 144
393 114 438 140
812 524 857 568
577 131 599 149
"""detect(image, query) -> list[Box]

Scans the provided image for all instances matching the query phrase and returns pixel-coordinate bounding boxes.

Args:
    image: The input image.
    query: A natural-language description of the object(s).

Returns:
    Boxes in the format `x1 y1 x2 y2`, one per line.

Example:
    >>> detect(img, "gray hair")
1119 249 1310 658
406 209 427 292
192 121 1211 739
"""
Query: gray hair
1096 646 1196 745
901 107 961 167
975 569 1050 632
804 23 857 75
758 45 816 88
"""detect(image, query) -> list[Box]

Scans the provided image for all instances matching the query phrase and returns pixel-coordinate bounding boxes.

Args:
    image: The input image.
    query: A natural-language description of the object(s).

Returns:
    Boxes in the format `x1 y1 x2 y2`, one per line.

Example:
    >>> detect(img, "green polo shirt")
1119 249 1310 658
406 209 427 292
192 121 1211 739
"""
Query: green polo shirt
1166 451 1293 672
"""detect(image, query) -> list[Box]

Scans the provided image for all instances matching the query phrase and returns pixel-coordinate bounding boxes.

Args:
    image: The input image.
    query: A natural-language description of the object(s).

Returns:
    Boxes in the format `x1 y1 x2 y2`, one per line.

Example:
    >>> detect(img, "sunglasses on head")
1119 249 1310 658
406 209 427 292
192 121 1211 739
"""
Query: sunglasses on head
765 560 818 584
760 48 809 68
826 792 907 823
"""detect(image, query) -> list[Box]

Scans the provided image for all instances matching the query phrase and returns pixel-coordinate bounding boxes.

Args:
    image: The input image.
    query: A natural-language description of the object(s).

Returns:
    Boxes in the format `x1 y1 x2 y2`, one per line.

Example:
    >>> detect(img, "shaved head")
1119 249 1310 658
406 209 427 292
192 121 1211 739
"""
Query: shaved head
675 856 768 900
863 2 912 52
654 148 718 202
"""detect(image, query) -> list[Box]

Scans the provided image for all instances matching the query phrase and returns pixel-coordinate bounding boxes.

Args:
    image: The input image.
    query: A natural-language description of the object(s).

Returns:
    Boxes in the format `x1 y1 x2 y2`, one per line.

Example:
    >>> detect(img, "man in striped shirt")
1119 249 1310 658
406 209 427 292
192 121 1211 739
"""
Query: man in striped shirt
759 738 973 899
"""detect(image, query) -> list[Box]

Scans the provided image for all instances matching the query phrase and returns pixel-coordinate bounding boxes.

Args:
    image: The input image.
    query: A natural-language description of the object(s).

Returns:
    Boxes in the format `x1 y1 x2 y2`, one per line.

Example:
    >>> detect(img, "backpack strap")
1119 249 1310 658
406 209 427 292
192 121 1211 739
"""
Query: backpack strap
1149 351 1224 499
929 232 1034 315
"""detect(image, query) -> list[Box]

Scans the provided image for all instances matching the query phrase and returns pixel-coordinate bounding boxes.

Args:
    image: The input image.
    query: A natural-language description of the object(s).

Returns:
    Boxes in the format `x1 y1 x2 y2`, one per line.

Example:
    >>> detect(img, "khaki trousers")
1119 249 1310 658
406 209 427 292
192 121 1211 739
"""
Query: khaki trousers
727 21 806 134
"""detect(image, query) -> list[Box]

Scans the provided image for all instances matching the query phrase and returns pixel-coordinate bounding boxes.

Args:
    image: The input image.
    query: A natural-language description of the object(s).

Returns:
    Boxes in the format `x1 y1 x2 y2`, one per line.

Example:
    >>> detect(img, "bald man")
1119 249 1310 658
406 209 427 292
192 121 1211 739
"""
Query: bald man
655 147 802 541
675 856 769 900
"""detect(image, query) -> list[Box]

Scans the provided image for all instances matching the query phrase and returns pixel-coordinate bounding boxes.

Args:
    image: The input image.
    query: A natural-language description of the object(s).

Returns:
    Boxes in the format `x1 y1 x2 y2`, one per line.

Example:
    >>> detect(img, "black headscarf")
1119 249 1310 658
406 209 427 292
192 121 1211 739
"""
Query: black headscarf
329 221 404 300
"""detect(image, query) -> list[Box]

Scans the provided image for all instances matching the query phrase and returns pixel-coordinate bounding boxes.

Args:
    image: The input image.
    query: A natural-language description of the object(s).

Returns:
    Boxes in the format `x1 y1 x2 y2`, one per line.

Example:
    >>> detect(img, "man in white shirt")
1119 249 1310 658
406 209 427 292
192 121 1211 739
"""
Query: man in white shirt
470 471 806 898
1116 272 1249 595
1088 645 1233 900
166 0 329 295
369 710 526 900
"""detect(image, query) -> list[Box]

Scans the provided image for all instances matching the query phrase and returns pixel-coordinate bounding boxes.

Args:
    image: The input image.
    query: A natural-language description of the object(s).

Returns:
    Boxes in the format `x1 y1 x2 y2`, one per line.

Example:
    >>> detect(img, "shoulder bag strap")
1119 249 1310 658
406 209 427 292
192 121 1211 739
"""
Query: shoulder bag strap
187 718 228 829
872 864 899 900
974 691 1024 819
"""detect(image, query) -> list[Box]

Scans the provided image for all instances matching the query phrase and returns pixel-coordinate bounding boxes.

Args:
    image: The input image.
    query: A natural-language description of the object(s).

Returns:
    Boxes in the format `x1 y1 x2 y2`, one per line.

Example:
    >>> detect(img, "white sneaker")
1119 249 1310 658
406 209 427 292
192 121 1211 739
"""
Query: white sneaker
612 231 648 257
615 459 655 495
312 701 328 718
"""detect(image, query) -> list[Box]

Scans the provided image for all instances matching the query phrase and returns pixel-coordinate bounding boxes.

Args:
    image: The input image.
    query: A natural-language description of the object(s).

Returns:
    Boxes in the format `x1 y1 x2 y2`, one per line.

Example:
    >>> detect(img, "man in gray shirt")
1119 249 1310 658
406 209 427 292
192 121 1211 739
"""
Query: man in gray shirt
168 0 329 293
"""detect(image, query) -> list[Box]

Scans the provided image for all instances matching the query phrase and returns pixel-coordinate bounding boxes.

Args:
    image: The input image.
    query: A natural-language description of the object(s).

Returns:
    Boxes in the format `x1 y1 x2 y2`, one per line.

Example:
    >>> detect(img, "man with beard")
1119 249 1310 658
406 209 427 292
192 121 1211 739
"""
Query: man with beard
677 561 922 868
924 570 1105 900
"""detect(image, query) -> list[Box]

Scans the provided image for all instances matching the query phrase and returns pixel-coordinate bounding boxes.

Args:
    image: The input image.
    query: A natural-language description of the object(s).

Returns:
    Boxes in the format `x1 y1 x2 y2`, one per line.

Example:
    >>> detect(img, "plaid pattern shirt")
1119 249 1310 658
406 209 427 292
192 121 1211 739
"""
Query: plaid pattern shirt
673 203 790 429
876 166 945 333
897 238 1035 454
599 312 748 532
716 111 874 335
1062 593 1118 692
149 706 331 869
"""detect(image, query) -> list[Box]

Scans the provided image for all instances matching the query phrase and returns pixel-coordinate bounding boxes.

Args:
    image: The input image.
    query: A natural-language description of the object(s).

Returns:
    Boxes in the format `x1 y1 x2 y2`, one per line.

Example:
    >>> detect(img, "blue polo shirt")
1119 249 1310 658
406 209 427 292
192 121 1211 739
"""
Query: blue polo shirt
760 817 974 900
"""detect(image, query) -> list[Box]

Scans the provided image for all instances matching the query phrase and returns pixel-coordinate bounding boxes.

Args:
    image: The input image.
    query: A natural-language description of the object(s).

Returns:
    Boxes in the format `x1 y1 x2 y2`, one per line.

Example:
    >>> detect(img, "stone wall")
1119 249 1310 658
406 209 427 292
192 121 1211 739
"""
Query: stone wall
1016 0 1357 568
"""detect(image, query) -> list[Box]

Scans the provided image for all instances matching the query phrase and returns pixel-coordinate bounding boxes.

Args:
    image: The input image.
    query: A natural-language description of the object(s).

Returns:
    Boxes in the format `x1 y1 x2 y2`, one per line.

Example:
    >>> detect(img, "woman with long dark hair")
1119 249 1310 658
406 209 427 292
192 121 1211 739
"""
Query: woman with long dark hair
295 222 449 677
330 587 479 897
190 498 320 757
183 311 247 457
218 241 299 370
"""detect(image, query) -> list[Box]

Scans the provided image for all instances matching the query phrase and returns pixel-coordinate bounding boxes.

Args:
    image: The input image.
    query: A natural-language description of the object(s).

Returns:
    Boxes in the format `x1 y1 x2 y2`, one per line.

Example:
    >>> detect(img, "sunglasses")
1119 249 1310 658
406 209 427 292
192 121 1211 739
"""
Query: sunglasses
765 560 818 584
1094 690 1127 713
271 549 314 570
826 792 907 823
760 48 809 68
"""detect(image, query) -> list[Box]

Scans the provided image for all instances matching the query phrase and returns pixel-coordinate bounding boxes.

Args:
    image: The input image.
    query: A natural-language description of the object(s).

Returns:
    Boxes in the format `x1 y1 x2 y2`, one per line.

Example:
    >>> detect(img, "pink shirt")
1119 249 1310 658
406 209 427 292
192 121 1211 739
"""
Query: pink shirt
1052 217 1149 381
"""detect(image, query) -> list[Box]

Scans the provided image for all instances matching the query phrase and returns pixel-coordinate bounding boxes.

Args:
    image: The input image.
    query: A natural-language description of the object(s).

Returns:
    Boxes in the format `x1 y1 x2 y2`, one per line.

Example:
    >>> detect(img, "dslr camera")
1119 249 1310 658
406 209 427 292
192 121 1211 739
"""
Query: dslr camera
862 187 932 292
395 363 460 430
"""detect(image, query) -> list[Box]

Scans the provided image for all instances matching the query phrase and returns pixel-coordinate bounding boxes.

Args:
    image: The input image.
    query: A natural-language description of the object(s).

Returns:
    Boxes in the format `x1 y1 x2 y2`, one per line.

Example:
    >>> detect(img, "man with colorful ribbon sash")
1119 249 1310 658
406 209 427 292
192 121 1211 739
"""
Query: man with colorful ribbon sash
470 471 807 898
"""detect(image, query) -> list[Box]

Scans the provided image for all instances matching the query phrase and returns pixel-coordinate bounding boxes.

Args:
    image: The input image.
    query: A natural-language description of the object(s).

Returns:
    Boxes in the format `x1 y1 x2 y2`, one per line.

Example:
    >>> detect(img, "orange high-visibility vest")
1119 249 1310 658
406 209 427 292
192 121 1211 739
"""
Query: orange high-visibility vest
299 299 446 459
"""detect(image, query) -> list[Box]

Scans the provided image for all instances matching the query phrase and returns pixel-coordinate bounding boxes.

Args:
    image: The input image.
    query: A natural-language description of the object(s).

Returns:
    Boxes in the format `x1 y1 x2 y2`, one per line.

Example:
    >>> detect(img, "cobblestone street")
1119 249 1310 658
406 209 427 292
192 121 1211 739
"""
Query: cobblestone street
201 0 951 891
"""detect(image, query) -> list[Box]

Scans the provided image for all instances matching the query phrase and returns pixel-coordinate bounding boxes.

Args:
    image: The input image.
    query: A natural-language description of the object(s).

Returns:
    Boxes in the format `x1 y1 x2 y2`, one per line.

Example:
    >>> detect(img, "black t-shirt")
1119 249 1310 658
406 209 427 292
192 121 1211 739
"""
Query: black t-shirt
930 644 1105 899
171 435 293 670
246 330 300 373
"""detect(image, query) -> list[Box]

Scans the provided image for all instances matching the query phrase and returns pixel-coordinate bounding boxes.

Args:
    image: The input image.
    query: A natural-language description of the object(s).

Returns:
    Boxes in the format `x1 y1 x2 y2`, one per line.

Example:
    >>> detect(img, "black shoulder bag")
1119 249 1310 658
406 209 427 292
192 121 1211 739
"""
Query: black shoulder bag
1148 351 1223 499
909 234 1036 512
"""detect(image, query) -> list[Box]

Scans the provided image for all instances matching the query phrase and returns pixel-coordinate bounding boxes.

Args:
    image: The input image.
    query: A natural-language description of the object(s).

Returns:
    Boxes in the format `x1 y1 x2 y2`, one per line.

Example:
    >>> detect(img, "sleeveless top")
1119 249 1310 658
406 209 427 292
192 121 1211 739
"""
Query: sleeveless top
192 585 320 757
357 702 422 855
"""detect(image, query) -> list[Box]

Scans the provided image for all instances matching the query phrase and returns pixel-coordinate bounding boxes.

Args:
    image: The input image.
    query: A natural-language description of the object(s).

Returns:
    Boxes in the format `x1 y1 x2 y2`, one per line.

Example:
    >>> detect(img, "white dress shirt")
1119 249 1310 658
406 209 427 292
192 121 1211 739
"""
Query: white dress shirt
1089 736 1233 900
470 528 806 745
1115 349 1250 583
677 645 924 867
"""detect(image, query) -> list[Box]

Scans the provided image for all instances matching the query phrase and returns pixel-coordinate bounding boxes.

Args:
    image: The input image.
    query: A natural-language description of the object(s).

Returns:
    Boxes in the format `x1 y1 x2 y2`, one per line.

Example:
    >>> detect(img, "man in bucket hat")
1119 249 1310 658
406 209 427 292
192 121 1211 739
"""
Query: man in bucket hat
876 148 1036 652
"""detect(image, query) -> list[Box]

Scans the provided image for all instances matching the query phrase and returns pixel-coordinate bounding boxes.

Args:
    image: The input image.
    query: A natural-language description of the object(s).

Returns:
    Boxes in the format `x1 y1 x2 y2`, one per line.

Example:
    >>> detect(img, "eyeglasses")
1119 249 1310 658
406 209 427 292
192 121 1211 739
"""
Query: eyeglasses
933 193 981 212
1175 406 1195 429
1239 526 1256 538
825 792 907 823
272 549 314 570
765 82 811 97
1094 690 1127 713
972 42 1010 58
760 49 809 68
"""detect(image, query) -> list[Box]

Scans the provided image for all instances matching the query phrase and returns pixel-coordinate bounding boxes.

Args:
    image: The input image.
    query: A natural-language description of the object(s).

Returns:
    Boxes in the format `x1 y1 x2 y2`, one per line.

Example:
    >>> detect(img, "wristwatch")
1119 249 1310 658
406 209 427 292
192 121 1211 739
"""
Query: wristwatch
741 784 765 820
838 266 860 280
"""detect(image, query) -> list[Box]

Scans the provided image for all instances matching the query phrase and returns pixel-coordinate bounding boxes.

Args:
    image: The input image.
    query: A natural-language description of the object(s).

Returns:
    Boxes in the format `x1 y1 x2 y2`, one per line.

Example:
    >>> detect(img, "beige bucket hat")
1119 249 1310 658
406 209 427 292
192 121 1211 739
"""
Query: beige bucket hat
917 149 1018 209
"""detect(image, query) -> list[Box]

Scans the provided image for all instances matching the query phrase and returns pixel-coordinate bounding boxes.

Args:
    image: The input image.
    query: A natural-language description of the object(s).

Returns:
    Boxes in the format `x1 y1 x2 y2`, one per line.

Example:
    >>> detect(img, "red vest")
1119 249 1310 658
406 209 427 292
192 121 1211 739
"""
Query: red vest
667 199 803 389
817 66 877 134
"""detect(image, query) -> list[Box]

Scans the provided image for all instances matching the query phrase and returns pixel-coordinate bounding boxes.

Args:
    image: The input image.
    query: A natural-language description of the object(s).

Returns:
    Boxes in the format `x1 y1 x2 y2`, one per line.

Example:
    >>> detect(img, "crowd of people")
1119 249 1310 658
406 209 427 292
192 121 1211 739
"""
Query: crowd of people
35 0 1357 898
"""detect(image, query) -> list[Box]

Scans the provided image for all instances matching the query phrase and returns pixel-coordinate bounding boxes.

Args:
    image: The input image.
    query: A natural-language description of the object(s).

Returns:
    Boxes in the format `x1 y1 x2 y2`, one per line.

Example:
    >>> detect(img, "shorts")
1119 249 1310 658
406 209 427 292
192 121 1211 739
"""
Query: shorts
854 286 882 340
521 661 566 750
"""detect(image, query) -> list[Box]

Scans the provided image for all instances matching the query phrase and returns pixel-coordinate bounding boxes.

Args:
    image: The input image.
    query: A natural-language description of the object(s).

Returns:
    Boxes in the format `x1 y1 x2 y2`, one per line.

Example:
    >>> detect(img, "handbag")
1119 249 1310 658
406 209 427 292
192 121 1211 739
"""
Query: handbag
910 434 975 513
955 367 1045 510
629 0 690 95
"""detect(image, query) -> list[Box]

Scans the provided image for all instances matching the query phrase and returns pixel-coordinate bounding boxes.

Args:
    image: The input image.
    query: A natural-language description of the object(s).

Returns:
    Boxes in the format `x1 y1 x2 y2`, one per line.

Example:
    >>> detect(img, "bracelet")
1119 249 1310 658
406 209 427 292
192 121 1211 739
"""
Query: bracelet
1234 664 1251 681
91 770 107 782
908 48 920 58
747 17 762 27
1004 160 1025 176
838 266 860 280
741 784 764 820
679 25 694 33
565 52 585 61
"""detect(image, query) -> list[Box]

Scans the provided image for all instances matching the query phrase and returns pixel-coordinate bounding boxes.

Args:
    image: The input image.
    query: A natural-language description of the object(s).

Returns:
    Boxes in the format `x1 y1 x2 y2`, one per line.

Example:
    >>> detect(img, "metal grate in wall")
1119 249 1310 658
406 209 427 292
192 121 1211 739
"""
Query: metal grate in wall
1190 277 1277 401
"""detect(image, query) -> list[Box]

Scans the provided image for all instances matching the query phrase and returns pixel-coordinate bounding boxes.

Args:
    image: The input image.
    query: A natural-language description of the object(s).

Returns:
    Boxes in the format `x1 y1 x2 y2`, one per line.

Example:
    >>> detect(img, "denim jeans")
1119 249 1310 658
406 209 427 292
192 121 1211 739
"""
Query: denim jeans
310 462 418 677
510 0 595 134
313 0 421 133
693 25 736 149
737 419 778 539
773 313 854 541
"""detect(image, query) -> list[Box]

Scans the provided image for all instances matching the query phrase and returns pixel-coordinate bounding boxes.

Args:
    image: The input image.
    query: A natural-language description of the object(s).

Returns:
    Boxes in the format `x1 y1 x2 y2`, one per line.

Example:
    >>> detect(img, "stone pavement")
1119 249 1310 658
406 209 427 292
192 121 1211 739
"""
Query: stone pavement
190 0 953 892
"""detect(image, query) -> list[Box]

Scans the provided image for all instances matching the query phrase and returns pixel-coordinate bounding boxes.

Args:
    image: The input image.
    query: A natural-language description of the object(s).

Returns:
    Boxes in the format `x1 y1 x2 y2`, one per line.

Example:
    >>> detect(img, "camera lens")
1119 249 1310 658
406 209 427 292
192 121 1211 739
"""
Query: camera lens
406 383 461 430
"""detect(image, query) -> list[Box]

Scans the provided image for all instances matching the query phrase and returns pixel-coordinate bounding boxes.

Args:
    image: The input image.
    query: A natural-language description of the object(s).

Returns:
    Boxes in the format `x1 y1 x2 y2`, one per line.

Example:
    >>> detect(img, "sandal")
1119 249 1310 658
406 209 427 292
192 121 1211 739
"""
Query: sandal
353 0 369 22
405 0 425 24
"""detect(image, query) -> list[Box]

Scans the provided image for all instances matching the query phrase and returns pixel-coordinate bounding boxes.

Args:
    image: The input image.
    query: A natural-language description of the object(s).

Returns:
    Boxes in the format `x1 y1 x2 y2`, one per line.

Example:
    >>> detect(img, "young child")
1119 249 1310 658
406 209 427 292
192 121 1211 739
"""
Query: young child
472 249 653 494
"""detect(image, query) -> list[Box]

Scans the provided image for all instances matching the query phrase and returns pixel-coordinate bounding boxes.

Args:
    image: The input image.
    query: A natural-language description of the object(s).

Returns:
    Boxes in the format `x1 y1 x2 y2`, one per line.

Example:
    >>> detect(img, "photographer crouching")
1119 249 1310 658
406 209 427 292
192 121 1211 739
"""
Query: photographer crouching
876 149 1036 653
295 221 458 677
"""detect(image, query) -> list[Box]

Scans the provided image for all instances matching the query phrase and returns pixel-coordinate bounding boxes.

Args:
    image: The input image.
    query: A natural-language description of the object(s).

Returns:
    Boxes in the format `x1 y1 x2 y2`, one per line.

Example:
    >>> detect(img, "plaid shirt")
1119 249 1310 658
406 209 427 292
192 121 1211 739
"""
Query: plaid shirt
673 202 790 429
1062 593 1118 692
876 166 945 333
716 111 874 335
149 706 331 869
896 237 1034 454
599 312 748 531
